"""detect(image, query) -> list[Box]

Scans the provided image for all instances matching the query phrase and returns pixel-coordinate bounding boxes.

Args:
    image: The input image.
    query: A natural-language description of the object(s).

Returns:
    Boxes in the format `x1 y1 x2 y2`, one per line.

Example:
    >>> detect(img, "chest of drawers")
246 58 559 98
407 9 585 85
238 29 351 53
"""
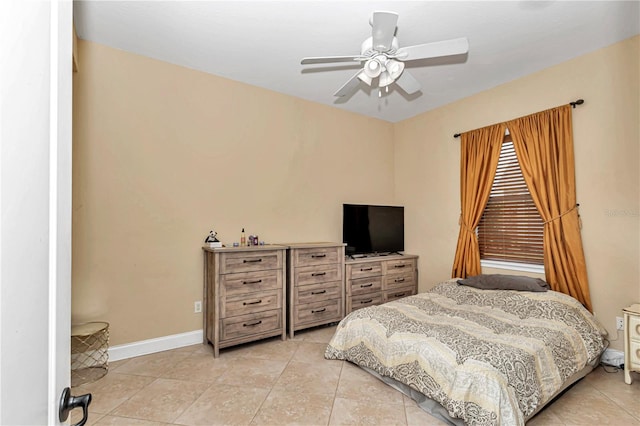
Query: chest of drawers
203 245 288 357
345 254 418 313
623 303 640 384
287 243 345 338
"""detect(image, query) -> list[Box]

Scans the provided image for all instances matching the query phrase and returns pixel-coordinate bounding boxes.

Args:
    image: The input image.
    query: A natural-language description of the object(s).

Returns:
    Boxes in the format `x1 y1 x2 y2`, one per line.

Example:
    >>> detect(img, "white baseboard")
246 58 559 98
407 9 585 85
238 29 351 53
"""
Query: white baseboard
108 329 204 362
601 348 624 367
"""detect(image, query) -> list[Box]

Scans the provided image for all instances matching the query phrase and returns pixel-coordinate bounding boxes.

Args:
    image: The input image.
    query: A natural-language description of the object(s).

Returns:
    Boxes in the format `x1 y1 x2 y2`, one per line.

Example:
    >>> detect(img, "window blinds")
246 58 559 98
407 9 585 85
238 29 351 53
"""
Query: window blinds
477 138 544 265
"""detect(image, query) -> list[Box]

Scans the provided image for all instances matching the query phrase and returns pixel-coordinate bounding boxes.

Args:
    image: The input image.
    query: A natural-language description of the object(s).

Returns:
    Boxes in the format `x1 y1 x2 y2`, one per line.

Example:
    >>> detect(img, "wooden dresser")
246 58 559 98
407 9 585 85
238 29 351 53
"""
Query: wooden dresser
345 254 418 313
623 303 640 384
287 243 345 338
202 245 288 357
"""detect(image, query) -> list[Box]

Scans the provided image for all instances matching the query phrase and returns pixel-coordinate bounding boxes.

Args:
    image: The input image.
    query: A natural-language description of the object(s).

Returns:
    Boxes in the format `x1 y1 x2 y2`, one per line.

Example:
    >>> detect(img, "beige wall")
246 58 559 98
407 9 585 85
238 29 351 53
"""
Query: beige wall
396 35 640 350
72 40 395 345
74 36 639 352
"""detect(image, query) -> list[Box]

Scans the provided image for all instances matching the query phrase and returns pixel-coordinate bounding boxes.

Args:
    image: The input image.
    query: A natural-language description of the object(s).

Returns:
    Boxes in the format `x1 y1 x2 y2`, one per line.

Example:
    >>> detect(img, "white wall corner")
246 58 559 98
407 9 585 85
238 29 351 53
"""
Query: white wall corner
108 330 204 362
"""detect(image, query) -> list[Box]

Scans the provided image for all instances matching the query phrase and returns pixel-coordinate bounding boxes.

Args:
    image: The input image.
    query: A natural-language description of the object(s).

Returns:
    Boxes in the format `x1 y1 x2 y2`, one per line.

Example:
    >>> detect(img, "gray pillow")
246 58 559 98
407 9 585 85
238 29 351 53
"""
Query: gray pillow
457 274 549 292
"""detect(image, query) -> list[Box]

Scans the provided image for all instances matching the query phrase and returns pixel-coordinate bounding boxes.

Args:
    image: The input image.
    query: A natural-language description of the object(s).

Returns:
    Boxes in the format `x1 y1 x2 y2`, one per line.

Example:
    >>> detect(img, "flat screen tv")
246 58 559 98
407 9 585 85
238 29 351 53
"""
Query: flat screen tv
343 204 404 256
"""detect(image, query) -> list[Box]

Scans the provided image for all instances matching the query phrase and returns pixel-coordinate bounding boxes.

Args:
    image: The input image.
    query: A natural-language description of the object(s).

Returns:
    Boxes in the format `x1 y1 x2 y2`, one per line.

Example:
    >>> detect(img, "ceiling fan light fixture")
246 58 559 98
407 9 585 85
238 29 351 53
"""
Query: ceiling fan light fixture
379 71 394 88
387 59 405 79
357 70 373 86
363 58 383 79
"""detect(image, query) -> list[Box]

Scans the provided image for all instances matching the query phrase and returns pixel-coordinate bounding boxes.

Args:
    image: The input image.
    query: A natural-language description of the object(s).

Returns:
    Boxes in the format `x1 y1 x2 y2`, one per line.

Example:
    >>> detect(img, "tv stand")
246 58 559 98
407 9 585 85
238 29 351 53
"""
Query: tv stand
345 253 418 313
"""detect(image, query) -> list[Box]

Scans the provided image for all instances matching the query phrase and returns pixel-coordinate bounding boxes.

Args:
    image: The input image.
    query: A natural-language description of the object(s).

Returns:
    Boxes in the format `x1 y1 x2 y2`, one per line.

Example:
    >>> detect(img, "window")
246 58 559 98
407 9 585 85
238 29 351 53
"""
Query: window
477 135 544 269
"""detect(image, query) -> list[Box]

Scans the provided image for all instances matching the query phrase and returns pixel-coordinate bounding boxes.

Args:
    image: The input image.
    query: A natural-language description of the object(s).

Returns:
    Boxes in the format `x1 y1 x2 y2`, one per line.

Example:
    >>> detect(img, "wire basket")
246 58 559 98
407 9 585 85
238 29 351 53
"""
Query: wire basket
71 322 109 387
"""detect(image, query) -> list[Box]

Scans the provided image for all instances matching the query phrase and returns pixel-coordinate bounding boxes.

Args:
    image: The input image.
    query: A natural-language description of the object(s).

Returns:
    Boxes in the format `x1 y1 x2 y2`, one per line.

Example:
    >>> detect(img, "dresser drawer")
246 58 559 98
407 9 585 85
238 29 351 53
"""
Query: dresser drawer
384 272 415 290
220 250 282 274
221 270 281 296
204 245 288 357
294 246 341 267
351 292 382 311
221 289 282 318
350 276 383 296
629 315 640 341
295 264 342 286
349 262 382 279
295 280 342 305
384 258 415 274
383 285 416 303
295 298 342 325
220 310 282 342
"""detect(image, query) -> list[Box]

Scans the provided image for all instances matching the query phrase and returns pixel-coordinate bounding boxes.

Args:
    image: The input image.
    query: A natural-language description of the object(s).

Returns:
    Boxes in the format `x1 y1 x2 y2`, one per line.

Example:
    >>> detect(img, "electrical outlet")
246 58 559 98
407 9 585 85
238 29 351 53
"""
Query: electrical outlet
194 301 202 313
616 316 624 331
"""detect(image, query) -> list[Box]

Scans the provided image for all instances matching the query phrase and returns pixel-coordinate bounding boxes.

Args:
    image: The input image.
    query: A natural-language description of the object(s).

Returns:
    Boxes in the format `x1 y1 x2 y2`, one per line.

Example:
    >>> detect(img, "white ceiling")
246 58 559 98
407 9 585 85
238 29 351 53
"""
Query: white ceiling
73 1 639 123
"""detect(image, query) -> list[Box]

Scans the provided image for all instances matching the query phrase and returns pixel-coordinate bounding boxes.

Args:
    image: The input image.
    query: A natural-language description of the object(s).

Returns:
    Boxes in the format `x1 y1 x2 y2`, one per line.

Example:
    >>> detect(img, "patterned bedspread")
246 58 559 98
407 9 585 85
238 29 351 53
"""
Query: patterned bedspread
325 279 606 425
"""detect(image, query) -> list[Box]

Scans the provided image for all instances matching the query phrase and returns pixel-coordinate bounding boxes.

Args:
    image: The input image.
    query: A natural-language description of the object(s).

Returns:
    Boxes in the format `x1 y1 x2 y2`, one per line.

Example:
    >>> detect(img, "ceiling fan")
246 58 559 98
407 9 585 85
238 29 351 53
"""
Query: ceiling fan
301 11 469 98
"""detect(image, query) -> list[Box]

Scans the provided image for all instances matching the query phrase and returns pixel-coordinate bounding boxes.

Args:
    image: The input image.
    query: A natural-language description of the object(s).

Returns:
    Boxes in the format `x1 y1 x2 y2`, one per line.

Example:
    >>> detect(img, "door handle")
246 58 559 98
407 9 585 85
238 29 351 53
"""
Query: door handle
59 387 92 426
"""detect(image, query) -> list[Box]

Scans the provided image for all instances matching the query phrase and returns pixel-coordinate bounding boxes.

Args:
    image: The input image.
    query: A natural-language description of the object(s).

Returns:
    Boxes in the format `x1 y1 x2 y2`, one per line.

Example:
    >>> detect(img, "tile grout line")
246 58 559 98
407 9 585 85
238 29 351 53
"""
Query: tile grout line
111 348 207 424
247 339 301 425
170 383 214 426
326 360 345 426
167 351 216 426
590 381 640 422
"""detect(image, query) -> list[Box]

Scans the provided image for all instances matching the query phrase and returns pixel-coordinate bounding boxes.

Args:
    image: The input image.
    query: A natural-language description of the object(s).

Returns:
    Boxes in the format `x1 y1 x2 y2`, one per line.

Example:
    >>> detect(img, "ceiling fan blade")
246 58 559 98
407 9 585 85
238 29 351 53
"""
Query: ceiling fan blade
395 37 469 61
395 70 421 95
301 55 363 65
371 11 398 52
334 70 363 97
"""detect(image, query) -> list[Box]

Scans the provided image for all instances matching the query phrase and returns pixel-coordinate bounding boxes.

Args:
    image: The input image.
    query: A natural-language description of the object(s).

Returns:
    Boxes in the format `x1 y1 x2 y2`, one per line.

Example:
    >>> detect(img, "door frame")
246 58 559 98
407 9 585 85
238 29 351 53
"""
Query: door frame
49 0 74 423
0 1 73 424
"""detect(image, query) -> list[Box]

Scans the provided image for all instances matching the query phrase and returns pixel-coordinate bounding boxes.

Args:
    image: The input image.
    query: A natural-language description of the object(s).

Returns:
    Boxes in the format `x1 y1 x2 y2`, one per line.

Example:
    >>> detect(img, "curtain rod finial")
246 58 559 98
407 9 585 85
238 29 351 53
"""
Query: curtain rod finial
454 133 461 138
570 99 584 108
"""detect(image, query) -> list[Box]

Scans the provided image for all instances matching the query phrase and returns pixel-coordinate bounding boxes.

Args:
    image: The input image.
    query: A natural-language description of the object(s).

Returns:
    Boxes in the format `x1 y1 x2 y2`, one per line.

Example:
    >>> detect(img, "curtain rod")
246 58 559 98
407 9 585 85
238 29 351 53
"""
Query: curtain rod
452 99 584 139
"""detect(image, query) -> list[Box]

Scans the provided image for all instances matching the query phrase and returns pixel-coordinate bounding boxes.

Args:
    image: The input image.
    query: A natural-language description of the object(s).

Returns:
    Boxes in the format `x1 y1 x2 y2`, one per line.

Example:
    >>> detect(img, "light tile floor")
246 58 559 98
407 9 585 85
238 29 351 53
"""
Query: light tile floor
72 325 640 426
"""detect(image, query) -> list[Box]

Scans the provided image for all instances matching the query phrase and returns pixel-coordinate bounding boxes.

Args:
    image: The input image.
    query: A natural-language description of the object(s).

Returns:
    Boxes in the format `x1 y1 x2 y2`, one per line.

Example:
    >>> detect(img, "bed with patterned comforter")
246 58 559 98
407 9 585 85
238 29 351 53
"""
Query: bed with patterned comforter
325 279 606 425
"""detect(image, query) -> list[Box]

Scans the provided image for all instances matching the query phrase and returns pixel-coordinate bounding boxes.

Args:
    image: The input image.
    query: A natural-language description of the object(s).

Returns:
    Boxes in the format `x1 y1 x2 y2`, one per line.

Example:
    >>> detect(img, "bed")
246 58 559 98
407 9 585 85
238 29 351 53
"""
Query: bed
325 278 606 425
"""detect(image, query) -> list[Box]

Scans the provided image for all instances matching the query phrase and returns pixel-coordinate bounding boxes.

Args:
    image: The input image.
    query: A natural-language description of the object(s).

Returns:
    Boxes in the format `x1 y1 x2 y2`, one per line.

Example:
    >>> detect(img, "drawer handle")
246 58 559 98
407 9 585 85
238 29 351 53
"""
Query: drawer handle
360 299 373 304
394 292 406 297
243 320 262 327
394 278 405 283
243 299 262 306
360 283 373 288
311 272 326 277
360 267 373 271
242 279 262 285
312 308 326 314
311 290 327 295
311 254 327 258
394 264 407 268
636 324 640 334
243 259 263 264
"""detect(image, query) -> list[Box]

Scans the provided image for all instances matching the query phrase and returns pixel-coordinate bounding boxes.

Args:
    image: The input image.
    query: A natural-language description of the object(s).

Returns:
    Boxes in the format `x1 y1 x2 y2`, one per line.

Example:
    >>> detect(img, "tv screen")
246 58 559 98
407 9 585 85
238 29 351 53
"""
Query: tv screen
343 204 404 256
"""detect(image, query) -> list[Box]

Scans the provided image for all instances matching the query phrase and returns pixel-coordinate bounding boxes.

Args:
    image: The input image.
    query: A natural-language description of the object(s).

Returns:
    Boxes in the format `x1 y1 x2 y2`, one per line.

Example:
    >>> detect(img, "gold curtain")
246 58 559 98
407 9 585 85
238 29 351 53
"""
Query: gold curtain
451 123 505 279
507 105 593 311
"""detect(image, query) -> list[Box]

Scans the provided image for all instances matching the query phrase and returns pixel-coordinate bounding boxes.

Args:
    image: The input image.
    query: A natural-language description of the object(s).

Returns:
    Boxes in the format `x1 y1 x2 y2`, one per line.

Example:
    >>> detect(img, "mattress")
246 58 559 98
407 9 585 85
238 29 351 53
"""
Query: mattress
325 279 606 425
